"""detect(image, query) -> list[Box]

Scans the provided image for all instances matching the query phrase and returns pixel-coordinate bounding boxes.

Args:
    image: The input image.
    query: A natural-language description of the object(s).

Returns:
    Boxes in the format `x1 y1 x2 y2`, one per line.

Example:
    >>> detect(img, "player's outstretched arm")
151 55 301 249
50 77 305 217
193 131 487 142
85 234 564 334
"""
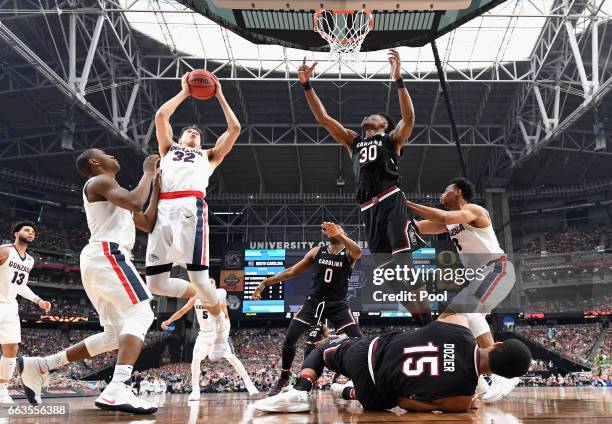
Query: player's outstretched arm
208 77 241 169
413 219 447 235
387 49 415 148
161 296 196 329
299 58 358 152
155 72 191 156
87 155 159 213
134 169 162 233
407 201 482 225
251 247 318 299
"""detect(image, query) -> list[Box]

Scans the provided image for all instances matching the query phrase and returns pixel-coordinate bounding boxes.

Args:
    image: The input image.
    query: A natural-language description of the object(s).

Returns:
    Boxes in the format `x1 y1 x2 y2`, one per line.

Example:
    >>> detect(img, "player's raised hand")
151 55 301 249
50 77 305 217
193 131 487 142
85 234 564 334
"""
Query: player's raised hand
161 320 171 330
298 57 318 83
38 299 51 312
321 221 342 238
152 169 162 193
211 74 224 99
388 48 402 80
143 154 160 175
180 72 190 96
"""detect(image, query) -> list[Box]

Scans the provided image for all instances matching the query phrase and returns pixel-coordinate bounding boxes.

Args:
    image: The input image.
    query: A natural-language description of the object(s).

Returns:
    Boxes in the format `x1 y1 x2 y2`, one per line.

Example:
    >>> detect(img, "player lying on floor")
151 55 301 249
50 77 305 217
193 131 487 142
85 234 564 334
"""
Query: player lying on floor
253 313 531 413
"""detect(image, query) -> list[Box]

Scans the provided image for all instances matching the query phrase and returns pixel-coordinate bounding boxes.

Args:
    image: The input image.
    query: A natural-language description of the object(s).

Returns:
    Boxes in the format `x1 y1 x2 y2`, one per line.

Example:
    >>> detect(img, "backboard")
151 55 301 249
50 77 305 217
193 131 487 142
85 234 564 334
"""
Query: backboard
174 0 507 51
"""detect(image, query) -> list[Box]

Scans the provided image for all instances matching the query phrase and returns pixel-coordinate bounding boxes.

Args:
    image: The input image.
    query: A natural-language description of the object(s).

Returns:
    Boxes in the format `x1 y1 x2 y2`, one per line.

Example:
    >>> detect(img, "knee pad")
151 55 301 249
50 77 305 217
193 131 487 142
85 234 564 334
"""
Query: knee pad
465 313 490 338
0 356 16 380
120 301 154 341
84 326 121 356
187 270 218 307
146 271 189 298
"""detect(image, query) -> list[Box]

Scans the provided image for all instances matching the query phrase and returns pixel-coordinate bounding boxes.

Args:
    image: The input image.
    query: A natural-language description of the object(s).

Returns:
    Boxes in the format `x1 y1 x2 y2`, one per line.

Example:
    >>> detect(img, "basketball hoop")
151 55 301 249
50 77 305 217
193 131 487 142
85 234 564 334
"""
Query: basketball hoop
314 9 374 62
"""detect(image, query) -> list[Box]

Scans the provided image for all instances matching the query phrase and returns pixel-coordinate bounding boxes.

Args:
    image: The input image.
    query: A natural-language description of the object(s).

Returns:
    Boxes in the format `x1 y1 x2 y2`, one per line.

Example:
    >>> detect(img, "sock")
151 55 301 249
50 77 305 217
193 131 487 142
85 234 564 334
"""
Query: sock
0 357 16 381
111 364 133 384
280 368 291 380
191 359 201 392
294 376 314 392
342 386 356 400
44 351 68 371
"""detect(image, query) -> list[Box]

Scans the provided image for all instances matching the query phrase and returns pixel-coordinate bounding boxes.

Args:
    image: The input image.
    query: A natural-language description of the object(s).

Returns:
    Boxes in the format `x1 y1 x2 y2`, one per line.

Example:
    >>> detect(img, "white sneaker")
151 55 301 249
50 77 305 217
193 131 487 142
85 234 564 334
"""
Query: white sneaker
18 357 51 405
188 390 200 401
253 388 311 413
476 374 490 398
482 375 520 403
0 384 13 404
330 381 354 400
246 382 259 396
95 382 158 414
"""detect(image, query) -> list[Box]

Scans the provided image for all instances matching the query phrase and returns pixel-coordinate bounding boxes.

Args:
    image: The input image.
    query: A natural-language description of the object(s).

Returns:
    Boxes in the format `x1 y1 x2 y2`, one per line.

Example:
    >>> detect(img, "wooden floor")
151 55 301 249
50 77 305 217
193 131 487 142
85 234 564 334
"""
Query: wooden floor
4 387 611 423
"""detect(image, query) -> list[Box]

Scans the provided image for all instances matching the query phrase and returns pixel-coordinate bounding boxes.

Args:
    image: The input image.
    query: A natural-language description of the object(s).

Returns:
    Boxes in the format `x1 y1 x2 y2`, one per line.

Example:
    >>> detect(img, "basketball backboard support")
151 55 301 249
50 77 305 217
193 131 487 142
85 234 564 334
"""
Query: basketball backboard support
211 1 471 10
175 0 507 51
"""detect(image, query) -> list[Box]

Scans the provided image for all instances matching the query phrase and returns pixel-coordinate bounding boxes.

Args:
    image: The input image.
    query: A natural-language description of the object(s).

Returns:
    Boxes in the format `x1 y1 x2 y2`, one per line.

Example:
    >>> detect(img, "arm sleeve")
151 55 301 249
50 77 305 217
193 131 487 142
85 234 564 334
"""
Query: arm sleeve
16 284 41 303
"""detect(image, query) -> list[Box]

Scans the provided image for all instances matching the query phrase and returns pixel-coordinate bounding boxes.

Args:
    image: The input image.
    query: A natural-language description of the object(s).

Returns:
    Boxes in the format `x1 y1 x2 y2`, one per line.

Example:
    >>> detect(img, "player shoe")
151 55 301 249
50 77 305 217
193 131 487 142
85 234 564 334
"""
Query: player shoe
253 388 311 413
0 384 13 404
18 357 51 405
246 381 259 396
188 390 200 401
482 375 520 402
330 380 354 400
267 376 290 396
95 381 158 414
475 374 490 397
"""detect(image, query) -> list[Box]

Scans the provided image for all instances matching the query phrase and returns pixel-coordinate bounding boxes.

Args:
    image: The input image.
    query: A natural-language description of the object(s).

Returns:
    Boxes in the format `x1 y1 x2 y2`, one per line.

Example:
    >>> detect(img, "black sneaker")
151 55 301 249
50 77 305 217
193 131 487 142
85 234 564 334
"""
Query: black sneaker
266 376 289 397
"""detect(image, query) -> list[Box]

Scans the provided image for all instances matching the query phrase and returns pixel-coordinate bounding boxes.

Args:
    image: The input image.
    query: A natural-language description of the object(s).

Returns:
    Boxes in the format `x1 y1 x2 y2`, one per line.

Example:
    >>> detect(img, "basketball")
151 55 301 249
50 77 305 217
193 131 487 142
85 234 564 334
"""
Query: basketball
187 69 217 100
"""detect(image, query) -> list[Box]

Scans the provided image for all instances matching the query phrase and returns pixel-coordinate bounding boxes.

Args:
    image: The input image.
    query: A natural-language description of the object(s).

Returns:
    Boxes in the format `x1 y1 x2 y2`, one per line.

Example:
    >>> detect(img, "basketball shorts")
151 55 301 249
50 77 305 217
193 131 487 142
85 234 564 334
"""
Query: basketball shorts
320 337 397 411
0 300 21 344
192 332 234 360
146 194 209 268
447 257 516 314
81 241 152 328
293 298 357 333
360 188 423 258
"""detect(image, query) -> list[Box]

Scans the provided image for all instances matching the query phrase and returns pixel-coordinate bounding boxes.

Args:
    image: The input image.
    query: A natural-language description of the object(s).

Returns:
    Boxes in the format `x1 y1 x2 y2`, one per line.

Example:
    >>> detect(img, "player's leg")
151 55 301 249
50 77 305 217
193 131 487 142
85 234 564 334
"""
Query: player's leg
268 311 312 396
0 343 18 404
146 264 196 299
189 334 209 401
223 340 258 395
329 302 363 338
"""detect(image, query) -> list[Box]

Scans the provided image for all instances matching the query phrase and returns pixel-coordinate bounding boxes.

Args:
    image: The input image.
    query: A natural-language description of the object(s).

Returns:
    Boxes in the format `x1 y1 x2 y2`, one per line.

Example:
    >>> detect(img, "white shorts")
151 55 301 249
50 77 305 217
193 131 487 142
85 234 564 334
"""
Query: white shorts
192 332 233 360
146 194 209 268
449 257 516 314
81 242 152 327
0 300 20 344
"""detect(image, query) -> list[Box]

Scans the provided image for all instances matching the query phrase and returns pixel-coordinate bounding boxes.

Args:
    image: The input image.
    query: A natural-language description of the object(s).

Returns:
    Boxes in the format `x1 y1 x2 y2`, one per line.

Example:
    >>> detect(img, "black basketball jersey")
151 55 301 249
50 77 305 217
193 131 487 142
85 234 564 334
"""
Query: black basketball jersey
309 246 352 301
351 133 401 204
373 321 478 402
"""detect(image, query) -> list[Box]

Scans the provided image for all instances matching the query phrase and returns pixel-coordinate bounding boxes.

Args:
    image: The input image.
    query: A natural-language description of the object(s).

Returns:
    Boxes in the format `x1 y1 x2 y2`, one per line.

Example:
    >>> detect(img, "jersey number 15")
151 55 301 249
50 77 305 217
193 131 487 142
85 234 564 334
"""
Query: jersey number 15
402 343 439 377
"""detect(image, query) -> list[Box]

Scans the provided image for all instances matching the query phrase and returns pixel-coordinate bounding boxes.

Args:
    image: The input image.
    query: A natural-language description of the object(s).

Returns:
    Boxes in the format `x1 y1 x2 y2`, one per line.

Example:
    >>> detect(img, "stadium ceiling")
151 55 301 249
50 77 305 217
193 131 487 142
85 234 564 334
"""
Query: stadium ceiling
0 0 610 195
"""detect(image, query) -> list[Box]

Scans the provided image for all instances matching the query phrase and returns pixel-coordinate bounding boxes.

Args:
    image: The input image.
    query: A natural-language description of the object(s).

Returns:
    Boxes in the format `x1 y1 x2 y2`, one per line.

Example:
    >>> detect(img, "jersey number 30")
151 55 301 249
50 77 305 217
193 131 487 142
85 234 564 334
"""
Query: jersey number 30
358 145 377 163
402 343 439 377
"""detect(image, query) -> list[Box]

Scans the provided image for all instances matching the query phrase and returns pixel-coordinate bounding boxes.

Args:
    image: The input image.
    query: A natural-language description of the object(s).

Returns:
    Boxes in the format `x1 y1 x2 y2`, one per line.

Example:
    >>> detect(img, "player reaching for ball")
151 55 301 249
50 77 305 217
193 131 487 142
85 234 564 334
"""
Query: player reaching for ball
299 50 431 326
146 72 241 361
251 222 363 396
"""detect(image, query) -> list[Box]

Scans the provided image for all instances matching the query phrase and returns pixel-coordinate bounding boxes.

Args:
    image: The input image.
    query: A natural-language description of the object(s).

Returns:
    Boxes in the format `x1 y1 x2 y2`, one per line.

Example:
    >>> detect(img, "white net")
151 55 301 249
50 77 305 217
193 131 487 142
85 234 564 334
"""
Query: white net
314 9 374 62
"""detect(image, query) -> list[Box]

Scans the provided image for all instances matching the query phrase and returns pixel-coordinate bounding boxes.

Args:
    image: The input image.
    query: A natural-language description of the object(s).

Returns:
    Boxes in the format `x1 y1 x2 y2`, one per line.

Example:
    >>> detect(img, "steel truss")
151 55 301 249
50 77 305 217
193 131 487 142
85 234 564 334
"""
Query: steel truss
484 0 611 183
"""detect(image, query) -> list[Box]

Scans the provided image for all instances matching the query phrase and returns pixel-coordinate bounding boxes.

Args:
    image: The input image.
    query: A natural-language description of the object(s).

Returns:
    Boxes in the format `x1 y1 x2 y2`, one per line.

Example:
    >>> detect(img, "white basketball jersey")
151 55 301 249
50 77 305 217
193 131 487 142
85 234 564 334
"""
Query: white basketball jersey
446 206 505 270
83 177 135 251
160 143 213 195
194 288 227 332
0 244 35 303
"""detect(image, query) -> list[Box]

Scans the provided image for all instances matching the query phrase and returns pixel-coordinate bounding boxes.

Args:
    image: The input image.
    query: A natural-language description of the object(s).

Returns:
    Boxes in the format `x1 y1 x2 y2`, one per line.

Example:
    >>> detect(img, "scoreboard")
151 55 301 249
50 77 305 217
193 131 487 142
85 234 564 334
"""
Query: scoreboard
242 249 286 314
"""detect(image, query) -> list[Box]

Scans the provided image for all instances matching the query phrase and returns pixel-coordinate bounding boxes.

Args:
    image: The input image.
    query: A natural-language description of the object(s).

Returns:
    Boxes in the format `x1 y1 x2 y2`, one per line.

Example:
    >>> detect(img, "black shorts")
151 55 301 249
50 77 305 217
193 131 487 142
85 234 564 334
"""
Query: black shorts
293 298 357 333
321 337 397 411
361 190 422 257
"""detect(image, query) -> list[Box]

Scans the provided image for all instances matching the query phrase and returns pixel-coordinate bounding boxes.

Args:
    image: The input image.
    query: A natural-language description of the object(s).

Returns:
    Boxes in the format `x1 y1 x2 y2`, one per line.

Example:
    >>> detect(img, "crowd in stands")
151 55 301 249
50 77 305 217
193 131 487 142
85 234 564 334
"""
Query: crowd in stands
520 369 610 387
521 224 610 254
18 296 92 317
512 324 603 365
